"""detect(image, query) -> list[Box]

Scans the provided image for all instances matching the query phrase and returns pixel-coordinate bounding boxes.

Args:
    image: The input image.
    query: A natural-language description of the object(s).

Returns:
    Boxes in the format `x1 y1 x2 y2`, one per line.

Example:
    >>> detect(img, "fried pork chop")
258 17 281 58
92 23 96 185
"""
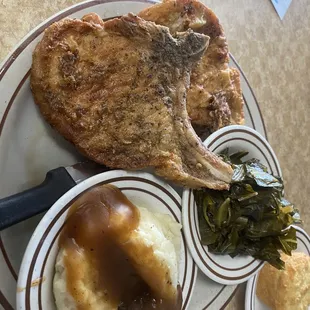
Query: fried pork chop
139 0 245 138
31 13 233 189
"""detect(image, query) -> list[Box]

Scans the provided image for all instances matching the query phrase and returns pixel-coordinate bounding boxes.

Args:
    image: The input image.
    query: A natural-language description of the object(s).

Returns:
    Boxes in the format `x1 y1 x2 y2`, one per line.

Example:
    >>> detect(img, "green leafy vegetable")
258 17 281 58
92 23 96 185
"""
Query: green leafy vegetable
194 150 301 269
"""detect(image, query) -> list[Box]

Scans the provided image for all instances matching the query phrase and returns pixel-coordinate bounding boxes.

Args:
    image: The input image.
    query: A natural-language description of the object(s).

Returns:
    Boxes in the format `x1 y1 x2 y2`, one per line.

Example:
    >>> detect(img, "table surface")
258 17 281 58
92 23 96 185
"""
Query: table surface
1 0 309 309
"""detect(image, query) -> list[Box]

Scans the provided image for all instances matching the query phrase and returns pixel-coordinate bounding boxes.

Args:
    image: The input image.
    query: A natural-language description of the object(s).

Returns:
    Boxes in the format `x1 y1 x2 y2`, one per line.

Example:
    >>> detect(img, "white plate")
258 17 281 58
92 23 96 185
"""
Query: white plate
0 0 267 308
182 125 282 285
245 226 310 310
16 170 196 310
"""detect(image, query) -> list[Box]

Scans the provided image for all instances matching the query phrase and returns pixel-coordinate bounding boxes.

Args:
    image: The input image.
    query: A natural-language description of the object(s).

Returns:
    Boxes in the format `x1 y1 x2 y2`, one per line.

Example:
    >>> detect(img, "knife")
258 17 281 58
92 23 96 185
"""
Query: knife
0 162 109 231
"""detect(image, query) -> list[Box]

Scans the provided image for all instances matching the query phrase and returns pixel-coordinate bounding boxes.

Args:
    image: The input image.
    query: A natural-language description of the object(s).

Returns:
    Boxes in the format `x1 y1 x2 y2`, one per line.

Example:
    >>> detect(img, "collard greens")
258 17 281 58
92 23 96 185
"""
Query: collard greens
194 150 301 269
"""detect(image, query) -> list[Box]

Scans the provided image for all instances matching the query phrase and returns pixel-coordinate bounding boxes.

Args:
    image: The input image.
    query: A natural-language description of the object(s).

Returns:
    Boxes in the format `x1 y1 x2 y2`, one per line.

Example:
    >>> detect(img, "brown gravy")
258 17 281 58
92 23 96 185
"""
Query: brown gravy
58 184 182 310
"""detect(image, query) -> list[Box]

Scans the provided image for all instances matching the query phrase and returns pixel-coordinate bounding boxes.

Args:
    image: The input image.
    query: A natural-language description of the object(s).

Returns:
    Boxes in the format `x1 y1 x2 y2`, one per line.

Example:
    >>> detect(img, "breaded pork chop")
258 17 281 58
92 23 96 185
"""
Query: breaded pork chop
139 0 245 138
31 13 233 189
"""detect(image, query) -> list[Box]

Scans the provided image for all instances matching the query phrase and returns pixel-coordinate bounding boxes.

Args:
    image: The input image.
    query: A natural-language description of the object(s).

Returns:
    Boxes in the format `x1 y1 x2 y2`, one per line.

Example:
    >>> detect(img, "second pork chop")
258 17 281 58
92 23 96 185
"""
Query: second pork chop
31 13 233 189
139 0 245 138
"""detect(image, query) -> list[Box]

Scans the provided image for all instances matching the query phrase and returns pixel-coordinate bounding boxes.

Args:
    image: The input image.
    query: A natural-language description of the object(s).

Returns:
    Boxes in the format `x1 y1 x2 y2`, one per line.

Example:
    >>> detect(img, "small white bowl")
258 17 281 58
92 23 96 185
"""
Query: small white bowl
182 125 282 285
17 170 197 310
245 225 310 310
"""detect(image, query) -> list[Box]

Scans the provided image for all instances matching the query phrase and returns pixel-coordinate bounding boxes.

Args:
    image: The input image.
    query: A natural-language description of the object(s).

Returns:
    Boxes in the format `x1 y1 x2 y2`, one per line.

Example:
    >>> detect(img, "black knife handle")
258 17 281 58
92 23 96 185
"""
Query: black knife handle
0 167 76 231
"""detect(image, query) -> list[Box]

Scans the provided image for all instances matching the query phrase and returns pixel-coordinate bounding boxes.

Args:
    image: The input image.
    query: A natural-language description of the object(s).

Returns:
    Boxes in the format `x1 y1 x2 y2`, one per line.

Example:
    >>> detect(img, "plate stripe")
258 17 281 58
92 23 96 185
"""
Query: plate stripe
0 238 17 281
0 291 13 310
229 53 268 140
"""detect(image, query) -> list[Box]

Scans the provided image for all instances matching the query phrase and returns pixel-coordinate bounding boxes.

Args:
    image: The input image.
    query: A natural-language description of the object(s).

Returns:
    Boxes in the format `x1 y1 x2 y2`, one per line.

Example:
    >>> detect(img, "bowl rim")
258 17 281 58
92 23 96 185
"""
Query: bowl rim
204 125 281 177
17 169 197 310
182 125 282 285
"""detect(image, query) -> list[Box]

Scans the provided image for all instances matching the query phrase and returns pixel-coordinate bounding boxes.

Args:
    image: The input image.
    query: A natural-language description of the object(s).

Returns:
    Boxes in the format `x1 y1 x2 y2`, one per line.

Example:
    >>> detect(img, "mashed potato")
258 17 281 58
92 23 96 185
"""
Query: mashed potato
53 206 181 310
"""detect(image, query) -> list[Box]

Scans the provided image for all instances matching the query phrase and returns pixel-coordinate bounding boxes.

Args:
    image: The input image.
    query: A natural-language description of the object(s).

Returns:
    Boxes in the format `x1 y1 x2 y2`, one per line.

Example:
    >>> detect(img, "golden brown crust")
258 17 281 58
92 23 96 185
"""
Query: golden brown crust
31 13 233 189
139 0 245 135
229 68 245 125
257 252 310 310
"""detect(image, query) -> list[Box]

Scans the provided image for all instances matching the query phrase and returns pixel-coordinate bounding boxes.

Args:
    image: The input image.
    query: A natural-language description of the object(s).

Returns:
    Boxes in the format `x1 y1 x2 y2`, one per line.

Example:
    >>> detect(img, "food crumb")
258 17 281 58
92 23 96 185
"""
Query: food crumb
17 287 25 293
31 276 46 287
